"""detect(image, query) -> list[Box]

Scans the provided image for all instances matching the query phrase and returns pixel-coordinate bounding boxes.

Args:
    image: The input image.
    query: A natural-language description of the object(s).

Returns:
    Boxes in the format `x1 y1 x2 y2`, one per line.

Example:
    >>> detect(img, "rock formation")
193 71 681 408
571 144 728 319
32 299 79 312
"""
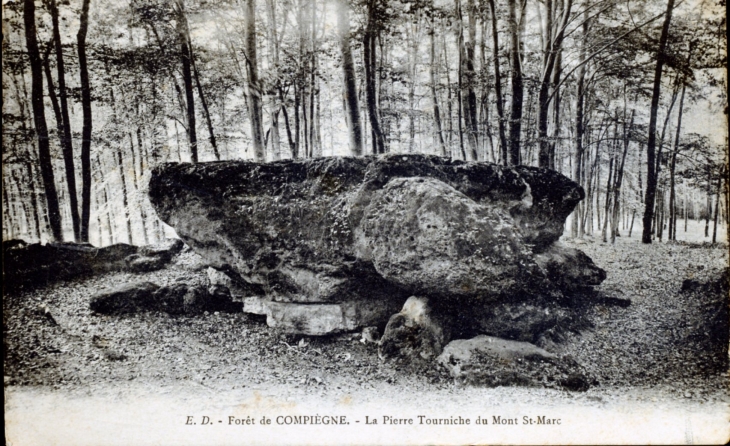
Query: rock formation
4 240 137 293
90 281 241 315
149 154 606 341
437 335 594 391
3 238 185 293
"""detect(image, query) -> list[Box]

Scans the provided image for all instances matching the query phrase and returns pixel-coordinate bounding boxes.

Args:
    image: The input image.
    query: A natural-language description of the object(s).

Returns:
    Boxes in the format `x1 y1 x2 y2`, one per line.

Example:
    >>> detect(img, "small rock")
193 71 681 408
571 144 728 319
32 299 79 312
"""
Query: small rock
437 335 594 391
90 282 160 315
152 283 202 315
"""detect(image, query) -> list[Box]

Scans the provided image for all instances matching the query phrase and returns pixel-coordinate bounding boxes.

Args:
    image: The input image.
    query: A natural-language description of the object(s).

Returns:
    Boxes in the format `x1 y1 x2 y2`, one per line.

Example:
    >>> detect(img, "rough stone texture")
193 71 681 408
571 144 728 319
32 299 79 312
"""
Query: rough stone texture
4 240 138 293
139 238 185 261
356 177 542 299
243 296 269 315
125 254 168 273
149 154 605 335
242 296 402 336
534 243 607 293
379 296 452 362
206 267 264 302
462 300 579 344
89 282 161 315
152 283 241 314
90 282 241 316
125 239 186 273
437 335 594 391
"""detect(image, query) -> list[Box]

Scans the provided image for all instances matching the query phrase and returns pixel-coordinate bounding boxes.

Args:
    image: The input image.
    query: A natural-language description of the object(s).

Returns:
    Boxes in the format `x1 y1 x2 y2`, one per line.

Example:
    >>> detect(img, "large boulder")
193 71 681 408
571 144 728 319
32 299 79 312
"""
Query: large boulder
149 155 605 335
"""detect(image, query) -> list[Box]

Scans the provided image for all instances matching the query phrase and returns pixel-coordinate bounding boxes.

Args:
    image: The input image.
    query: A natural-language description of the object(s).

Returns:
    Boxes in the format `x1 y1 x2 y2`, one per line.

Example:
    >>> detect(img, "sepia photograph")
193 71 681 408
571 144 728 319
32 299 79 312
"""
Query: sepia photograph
2 0 728 444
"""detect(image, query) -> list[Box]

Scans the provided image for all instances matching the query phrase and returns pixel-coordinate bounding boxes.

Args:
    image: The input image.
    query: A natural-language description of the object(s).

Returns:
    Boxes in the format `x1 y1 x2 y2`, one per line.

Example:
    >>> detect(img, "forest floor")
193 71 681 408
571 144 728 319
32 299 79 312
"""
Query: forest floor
4 222 730 445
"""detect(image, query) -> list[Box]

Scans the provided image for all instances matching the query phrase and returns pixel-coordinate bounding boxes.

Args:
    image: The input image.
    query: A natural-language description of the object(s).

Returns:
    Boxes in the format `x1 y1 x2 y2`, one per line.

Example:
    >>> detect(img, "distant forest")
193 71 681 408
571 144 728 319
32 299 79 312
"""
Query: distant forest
2 0 727 246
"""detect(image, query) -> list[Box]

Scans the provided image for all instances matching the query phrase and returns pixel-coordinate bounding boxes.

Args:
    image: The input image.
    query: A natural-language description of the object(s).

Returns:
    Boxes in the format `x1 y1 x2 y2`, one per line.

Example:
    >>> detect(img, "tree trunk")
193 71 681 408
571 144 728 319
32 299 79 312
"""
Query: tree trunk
77 0 93 242
3 177 15 240
456 27 466 160
308 0 317 157
49 0 81 241
602 149 614 243
571 9 588 237
507 0 523 165
24 0 63 241
116 149 134 244
684 179 689 232
407 14 419 153
280 91 296 156
243 0 266 161
192 54 220 160
668 82 686 241
705 165 712 237
548 47 562 171
266 0 282 160
537 0 572 168
642 0 675 244
487 0 508 165
294 84 301 158
429 6 447 157
441 31 453 152
364 0 385 154
712 168 722 244
25 162 42 241
458 0 479 160
611 107 633 244
177 1 198 162
335 0 363 156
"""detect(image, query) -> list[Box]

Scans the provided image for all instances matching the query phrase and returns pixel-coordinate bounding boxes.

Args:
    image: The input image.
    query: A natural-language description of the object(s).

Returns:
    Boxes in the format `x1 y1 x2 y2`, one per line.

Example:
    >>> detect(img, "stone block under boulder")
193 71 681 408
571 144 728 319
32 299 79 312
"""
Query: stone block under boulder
437 335 594 391
244 296 402 336
149 154 606 337
378 296 452 362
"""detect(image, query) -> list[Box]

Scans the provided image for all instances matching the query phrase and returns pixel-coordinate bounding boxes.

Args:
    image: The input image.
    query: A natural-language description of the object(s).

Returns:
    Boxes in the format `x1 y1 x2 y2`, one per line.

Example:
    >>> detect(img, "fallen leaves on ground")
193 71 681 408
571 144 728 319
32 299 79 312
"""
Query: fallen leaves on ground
3 238 728 403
